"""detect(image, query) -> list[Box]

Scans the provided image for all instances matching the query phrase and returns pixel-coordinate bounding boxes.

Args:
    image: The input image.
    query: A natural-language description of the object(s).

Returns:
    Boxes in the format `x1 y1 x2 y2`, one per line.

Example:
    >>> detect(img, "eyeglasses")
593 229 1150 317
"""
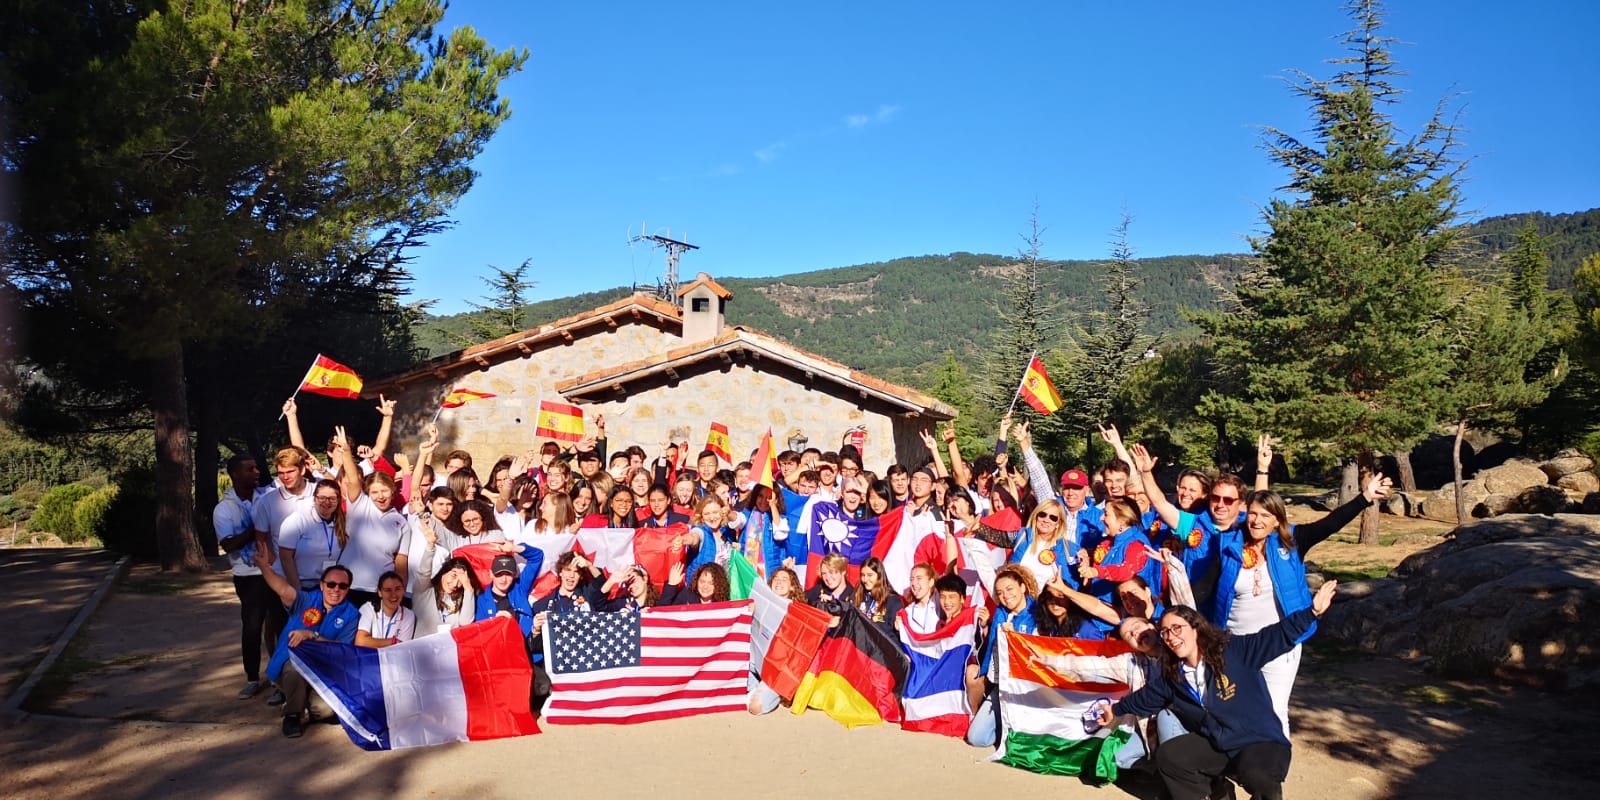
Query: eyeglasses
314 494 340 502
1209 495 1240 506
839 466 860 475
1036 512 1061 522
323 581 351 590
1158 623 1190 641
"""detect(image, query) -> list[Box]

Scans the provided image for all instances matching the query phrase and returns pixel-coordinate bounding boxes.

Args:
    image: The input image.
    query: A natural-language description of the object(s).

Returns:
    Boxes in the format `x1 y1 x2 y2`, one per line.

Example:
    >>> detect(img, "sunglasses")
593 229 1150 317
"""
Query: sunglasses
323 581 351 590
1210 495 1240 507
1036 512 1061 522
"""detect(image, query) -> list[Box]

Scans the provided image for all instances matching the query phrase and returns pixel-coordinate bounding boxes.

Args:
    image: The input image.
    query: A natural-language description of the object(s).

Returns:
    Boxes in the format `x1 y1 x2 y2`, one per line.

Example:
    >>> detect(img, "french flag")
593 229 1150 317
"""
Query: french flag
896 606 978 737
290 617 540 750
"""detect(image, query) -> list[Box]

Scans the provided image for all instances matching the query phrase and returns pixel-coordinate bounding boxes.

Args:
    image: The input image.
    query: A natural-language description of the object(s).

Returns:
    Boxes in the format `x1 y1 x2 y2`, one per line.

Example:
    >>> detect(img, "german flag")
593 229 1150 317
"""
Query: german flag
1019 355 1063 415
790 604 908 728
299 355 363 400
534 400 584 443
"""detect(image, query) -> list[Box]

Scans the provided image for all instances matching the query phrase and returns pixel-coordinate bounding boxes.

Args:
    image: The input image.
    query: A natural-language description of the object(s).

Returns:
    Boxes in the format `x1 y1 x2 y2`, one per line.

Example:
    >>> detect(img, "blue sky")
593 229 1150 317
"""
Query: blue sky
409 1 1600 314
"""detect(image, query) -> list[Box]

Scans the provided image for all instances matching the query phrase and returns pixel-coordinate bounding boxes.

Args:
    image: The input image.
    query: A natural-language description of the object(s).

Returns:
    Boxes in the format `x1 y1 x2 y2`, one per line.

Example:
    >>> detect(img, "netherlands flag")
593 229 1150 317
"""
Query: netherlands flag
289 617 539 750
896 606 978 737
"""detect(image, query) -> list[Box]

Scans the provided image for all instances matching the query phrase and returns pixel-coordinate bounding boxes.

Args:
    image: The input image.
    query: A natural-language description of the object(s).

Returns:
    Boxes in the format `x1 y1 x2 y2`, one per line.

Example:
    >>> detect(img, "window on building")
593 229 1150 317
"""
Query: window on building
691 297 710 312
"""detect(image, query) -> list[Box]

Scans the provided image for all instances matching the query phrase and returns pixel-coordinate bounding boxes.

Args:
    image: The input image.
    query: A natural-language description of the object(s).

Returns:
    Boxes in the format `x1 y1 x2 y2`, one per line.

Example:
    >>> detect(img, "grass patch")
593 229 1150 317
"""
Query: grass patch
1402 684 1490 708
1318 562 1391 582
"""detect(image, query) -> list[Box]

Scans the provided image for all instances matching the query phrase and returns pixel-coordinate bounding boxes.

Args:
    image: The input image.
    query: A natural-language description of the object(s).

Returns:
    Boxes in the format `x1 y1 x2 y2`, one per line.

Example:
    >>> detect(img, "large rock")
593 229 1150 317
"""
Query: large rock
1426 480 1489 520
1584 492 1600 515
1471 494 1514 518
1478 459 1550 496
1556 471 1600 496
1321 514 1600 688
1509 484 1572 515
1540 448 1596 481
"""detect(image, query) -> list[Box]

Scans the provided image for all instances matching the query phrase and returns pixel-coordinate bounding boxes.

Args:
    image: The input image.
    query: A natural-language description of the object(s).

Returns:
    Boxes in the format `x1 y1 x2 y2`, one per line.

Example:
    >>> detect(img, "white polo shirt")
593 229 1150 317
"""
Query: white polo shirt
342 494 407 592
251 481 313 577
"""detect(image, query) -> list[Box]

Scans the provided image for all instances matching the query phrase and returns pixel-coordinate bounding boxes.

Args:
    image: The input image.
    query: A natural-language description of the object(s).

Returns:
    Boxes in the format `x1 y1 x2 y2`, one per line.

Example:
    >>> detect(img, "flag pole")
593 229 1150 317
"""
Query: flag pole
1005 349 1037 416
430 386 454 426
278 354 321 421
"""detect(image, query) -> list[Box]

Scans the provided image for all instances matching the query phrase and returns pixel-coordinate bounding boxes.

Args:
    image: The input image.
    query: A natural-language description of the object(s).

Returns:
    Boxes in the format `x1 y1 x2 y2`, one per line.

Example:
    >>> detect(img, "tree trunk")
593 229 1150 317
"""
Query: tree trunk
1453 419 1467 526
1394 450 1418 494
152 346 206 572
192 382 220 556
1339 460 1359 505
1215 418 1229 474
1357 450 1380 545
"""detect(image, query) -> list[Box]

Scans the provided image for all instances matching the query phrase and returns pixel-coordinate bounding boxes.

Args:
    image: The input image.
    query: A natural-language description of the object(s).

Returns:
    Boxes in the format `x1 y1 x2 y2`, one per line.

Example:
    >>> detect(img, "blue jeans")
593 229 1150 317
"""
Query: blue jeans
966 698 997 747
747 675 781 716
1116 709 1187 769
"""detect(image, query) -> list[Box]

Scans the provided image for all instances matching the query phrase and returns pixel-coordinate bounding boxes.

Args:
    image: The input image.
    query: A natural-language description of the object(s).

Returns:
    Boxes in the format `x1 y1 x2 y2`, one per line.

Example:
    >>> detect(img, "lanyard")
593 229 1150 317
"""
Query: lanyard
1182 664 1206 706
910 600 937 632
379 607 403 639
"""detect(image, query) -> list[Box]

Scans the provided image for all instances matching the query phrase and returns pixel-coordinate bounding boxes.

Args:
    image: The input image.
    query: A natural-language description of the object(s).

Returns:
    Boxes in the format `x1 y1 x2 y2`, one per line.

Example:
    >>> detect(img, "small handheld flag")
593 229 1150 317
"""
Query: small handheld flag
441 388 496 409
749 428 777 489
535 400 585 443
705 422 733 465
1017 355 1063 415
299 355 364 400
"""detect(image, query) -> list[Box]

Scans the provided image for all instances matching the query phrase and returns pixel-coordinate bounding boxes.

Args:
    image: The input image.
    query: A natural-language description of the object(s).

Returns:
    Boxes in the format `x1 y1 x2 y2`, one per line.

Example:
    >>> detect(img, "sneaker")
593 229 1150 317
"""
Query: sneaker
281 715 303 739
265 689 286 707
238 681 262 700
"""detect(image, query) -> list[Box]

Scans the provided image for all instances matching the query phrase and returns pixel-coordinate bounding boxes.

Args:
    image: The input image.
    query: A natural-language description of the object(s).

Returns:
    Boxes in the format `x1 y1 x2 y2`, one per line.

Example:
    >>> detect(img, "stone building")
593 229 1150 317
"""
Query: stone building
366 273 956 472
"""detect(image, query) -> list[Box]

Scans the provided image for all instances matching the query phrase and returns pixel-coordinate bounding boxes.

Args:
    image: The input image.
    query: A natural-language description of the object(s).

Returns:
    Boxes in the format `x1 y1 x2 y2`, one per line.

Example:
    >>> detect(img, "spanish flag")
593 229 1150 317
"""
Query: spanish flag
300 355 363 400
1019 355 1063 415
705 422 732 466
790 604 908 728
535 400 585 443
749 428 777 489
441 388 495 408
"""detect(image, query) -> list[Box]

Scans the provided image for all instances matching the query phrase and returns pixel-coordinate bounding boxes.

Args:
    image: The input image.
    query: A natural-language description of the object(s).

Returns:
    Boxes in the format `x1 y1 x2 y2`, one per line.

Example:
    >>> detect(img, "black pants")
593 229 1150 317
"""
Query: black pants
1156 734 1290 800
233 574 279 682
530 659 552 715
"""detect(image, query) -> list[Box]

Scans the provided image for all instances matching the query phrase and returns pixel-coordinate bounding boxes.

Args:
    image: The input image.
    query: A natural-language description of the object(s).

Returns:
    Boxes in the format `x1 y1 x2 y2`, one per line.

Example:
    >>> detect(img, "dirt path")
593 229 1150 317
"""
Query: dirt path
5 556 1597 799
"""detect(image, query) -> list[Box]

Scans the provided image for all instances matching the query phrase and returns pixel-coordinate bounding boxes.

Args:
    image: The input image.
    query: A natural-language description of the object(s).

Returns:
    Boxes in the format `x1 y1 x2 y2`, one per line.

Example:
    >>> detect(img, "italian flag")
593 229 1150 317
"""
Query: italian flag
991 631 1134 783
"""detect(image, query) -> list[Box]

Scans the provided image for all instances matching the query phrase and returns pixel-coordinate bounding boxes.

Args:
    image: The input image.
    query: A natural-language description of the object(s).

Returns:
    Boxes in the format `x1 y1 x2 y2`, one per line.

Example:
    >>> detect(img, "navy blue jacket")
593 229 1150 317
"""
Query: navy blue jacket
1111 607 1317 754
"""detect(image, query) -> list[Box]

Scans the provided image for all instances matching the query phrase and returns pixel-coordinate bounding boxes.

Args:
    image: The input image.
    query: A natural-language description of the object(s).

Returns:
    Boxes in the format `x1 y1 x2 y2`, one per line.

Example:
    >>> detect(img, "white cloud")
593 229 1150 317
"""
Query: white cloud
754 140 789 163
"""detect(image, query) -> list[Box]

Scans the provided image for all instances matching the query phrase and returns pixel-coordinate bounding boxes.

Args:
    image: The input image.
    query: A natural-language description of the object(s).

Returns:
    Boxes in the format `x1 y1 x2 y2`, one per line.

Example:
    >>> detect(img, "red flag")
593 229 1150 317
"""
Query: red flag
749 428 777 489
442 388 496 408
535 400 585 443
300 355 363 399
705 422 733 465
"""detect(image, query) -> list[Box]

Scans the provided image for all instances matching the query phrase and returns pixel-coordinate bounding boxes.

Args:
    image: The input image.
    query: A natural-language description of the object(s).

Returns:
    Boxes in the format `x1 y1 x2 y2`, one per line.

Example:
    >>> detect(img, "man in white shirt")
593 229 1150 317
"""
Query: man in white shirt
216 454 272 699
250 446 314 706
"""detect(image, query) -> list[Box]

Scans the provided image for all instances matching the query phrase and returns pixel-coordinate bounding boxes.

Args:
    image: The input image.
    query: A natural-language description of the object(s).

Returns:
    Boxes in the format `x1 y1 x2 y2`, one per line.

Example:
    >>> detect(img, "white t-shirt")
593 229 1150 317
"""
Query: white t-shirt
904 598 942 635
1227 558 1281 635
252 481 313 577
343 494 407 592
358 601 416 643
279 507 344 586
495 507 524 541
215 488 268 577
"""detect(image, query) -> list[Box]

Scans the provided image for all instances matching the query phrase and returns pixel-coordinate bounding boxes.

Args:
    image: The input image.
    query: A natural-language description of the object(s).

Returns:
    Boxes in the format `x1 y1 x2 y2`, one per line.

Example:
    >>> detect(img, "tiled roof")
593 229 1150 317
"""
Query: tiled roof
676 274 733 299
364 293 682 392
555 326 957 419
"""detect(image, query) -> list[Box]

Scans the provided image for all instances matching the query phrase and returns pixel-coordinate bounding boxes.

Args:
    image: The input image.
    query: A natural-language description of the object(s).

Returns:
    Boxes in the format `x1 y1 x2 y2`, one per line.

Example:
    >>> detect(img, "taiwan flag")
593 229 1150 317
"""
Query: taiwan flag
801 500 894 587
289 617 539 750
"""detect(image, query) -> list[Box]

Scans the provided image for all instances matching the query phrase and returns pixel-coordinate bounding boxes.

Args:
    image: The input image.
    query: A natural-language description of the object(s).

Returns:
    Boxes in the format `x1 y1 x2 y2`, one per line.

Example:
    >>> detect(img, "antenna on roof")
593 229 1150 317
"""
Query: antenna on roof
628 221 700 302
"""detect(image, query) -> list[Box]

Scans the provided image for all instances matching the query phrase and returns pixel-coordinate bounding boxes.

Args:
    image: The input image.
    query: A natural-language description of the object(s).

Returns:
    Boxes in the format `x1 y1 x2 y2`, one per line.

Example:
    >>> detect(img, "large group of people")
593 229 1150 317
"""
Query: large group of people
215 396 1388 799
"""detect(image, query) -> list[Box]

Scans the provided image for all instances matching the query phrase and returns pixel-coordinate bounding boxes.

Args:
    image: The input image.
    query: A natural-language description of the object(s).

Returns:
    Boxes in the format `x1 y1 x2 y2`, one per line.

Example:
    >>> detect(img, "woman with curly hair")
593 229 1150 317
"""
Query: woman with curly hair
662 562 730 606
1094 581 1340 800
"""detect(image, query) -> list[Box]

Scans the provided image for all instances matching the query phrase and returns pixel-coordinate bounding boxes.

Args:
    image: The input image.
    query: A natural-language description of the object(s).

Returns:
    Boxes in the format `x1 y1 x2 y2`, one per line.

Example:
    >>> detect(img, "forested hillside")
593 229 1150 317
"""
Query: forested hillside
414 208 1600 386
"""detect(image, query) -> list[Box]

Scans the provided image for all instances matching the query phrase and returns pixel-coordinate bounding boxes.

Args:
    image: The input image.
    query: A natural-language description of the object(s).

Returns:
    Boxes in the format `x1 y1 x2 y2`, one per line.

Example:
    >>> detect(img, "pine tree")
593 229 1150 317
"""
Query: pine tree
979 208 1062 427
1507 222 1553 322
457 259 538 345
1061 212 1158 467
1194 0 1462 543
929 350 990 457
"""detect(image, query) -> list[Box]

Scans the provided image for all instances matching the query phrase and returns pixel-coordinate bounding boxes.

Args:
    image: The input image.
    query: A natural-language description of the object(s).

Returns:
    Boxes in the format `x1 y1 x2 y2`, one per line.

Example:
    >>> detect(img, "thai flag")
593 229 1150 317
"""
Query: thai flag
896 606 978 737
289 617 539 750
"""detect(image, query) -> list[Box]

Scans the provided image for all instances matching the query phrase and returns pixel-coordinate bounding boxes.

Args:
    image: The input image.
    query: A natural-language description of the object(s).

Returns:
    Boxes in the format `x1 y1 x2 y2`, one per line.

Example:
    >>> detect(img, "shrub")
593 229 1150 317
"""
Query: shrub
31 484 94 538
68 485 119 545
100 466 159 558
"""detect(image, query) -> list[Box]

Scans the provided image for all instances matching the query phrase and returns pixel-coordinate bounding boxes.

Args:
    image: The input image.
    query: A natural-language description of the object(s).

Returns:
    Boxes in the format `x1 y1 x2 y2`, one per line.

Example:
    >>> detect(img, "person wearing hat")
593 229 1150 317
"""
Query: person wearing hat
1012 421 1105 546
473 541 551 714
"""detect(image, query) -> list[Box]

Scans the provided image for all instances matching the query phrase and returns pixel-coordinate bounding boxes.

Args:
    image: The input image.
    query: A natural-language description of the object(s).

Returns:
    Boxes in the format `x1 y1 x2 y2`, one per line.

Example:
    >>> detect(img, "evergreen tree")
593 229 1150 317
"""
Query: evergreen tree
979 208 1062 427
3 1 527 569
928 350 989 457
1193 0 1462 543
457 259 537 345
1507 222 1553 322
1061 213 1158 467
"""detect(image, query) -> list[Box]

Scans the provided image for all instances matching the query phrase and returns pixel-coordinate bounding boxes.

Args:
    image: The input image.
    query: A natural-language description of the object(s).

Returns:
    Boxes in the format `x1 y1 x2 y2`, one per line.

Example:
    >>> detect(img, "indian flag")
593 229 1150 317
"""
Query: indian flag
991 631 1133 783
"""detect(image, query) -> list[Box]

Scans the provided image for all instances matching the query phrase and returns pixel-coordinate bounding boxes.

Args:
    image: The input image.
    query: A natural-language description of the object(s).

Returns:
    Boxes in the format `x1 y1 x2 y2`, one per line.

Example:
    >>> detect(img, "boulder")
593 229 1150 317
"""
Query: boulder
1539 448 1596 481
1322 514 1600 688
1478 459 1550 496
1470 494 1514 518
1427 480 1489 520
1379 492 1418 516
1508 484 1572 515
1584 492 1600 515
1556 471 1600 496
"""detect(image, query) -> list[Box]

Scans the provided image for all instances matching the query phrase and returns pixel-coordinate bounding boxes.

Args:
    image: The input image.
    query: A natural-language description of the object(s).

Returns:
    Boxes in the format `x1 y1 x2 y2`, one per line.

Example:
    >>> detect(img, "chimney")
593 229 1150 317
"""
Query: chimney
677 271 731 342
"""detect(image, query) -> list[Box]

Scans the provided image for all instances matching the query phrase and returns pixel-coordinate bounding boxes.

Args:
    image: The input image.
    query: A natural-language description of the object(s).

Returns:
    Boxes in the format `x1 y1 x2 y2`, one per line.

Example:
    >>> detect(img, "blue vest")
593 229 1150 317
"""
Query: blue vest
1210 528 1316 644
739 510 784 578
1008 527 1076 589
266 589 359 681
1084 530 1165 632
980 597 1039 675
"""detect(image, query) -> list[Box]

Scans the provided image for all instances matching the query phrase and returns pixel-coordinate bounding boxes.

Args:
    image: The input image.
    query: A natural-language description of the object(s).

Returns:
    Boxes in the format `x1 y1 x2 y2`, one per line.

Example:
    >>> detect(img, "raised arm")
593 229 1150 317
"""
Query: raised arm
282 397 306 451
1098 423 1135 469
1294 473 1390 556
333 426 363 503
1046 567 1120 626
253 546 298 607
370 395 396 460
943 422 970 487
1254 434 1272 492
995 412 1013 458
918 429 948 478
1130 443 1181 529
1013 422 1056 507
409 426 439 514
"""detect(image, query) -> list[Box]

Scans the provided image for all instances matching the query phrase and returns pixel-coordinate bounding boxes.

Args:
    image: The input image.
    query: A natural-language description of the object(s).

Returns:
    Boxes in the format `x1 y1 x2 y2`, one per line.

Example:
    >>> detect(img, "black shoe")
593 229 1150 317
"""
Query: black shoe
281 715 303 739
266 689 286 707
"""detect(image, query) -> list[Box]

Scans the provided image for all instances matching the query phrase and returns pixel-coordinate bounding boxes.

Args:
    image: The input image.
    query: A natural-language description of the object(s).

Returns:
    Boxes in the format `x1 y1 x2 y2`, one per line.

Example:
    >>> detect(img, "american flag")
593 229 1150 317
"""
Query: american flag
542 601 753 725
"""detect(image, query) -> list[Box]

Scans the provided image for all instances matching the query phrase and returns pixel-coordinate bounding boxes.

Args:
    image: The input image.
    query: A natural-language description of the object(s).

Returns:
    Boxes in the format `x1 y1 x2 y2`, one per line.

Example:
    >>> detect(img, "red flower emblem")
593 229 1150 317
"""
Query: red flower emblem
1093 541 1110 565
1039 548 1056 566
1242 548 1260 570
302 607 323 627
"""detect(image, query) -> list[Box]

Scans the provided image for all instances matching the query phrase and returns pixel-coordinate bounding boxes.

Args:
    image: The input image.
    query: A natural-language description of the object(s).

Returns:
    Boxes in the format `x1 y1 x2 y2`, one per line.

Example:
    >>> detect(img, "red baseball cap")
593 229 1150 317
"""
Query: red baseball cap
1059 469 1089 488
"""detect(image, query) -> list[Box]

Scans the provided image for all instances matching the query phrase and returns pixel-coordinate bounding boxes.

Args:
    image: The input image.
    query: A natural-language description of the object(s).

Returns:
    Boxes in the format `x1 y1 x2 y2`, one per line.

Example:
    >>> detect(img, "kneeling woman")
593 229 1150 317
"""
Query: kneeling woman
1093 581 1340 800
